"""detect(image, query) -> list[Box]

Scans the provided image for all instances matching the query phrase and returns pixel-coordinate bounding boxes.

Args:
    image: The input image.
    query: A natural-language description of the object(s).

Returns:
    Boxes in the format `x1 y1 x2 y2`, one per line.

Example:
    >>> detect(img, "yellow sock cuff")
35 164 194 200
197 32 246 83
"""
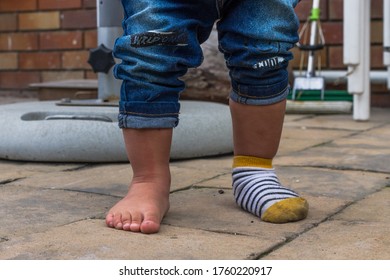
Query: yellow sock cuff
233 155 273 169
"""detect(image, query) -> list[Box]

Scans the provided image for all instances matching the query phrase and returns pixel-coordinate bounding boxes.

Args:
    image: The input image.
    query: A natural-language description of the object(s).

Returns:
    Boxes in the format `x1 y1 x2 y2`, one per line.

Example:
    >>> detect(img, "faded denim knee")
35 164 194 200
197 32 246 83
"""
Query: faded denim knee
114 0 301 128
217 0 300 105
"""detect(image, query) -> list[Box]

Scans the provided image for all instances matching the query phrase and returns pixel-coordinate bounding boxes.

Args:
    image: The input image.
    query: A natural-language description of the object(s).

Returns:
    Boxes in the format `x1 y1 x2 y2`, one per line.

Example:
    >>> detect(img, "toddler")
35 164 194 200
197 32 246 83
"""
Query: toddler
106 0 308 234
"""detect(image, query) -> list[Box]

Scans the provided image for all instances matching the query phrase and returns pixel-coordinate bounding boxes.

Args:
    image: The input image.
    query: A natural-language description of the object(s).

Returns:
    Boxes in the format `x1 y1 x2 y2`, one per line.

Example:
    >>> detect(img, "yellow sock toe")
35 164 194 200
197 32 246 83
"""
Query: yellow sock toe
261 197 309 223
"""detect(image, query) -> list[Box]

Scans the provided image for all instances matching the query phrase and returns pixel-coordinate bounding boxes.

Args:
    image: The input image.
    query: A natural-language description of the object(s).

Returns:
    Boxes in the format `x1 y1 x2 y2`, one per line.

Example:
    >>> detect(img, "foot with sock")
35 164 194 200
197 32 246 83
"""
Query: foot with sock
232 155 308 223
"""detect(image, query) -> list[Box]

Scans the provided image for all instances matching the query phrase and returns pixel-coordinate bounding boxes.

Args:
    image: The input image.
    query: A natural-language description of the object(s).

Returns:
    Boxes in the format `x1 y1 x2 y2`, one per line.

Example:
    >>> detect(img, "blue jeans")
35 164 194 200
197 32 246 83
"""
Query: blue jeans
114 0 300 128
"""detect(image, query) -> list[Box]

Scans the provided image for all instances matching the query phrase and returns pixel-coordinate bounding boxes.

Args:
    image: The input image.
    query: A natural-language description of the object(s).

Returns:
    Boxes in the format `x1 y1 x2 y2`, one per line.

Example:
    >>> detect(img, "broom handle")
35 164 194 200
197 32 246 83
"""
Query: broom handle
307 0 321 77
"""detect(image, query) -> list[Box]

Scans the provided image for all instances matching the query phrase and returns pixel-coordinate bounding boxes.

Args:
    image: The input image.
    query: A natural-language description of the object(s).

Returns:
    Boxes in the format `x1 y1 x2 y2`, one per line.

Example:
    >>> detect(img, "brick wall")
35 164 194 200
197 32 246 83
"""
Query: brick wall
0 0 96 97
0 0 389 106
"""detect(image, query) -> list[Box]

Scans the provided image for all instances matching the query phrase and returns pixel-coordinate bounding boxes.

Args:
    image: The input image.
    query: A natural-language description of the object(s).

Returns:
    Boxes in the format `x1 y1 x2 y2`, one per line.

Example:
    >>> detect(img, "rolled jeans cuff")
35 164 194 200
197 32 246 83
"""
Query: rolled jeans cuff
118 114 179 129
230 85 290 106
118 100 180 128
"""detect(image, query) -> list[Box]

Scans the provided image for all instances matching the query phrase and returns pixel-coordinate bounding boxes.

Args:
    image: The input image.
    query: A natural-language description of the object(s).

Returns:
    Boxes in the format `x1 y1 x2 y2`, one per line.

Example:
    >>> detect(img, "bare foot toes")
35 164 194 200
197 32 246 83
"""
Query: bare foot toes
105 182 169 234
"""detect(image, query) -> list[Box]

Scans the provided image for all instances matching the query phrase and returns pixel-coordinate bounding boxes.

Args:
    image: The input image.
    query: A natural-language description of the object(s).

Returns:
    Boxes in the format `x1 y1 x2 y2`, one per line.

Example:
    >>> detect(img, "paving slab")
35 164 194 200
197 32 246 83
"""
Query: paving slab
332 124 390 148
0 160 84 183
4 164 133 197
201 166 389 200
334 187 390 223
165 188 346 238
263 188 390 260
0 220 281 260
278 126 354 155
4 158 231 197
277 123 390 173
170 156 232 173
284 111 386 131
0 185 117 238
277 144 390 174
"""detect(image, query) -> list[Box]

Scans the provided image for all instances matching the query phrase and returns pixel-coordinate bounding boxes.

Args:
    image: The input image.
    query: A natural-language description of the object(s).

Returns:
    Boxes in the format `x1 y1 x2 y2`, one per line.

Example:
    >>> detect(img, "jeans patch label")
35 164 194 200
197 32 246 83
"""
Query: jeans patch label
130 31 188 48
253 56 285 70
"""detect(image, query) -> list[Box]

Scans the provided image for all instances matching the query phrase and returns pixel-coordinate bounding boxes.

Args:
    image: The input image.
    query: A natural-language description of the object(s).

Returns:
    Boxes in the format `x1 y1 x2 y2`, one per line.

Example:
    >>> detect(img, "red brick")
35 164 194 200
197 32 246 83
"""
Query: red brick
0 33 38 51
85 70 97 79
371 21 383 44
319 0 328 20
0 0 37 12
41 70 84 82
371 45 384 68
83 0 96 8
0 53 18 70
322 22 343 45
19 12 60 30
61 10 97 29
371 0 383 19
19 52 61 70
38 0 82 10
0 14 17 31
328 46 344 69
371 91 390 107
328 0 343 20
84 30 97 48
328 44 384 70
291 46 327 70
295 0 313 21
0 71 40 89
290 47 301 69
39 31 83 50
61 50 90 69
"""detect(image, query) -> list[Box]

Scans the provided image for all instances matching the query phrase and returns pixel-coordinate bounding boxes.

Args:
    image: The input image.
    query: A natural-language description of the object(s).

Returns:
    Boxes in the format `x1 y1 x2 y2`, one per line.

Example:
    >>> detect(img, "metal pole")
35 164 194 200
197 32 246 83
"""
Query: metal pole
383 0 390 89
96 0 123 101
306 0 320 77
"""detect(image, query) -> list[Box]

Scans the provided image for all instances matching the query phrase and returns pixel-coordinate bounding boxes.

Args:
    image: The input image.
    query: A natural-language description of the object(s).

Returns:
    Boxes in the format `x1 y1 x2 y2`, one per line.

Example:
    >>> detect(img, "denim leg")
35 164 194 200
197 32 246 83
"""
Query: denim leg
114 0 218 128
218 0 300 105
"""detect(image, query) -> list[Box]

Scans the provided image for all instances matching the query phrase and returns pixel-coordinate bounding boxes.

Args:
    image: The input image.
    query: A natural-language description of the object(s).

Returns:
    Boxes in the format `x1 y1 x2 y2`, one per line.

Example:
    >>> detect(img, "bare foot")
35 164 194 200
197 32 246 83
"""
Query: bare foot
108 128 172 234
105 178 170 234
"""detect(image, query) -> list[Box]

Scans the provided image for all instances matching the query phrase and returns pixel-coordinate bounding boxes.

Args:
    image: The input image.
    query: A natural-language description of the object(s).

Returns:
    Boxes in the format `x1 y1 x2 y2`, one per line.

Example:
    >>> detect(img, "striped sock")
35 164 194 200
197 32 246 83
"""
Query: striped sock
232 155 308 223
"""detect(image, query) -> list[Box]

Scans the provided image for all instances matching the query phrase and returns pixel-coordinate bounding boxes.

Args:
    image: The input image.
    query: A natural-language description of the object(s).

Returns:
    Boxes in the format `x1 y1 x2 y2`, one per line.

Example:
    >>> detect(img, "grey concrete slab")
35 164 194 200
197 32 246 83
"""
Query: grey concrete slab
5 160 229 197
365 107 390 123
331 124 390 149
0 185 117 238
263 188 390 260
165 188 347 239
0 220 282 260
170 156 232 173
278 126 354 155
277 166 389 200
332 187 390 224
0 160 84 183
277 123 390 173
4 164 133 196
284 112 386 131
265 219 390 259
284 114 315 123
276 143 390 173
201 166 389 201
